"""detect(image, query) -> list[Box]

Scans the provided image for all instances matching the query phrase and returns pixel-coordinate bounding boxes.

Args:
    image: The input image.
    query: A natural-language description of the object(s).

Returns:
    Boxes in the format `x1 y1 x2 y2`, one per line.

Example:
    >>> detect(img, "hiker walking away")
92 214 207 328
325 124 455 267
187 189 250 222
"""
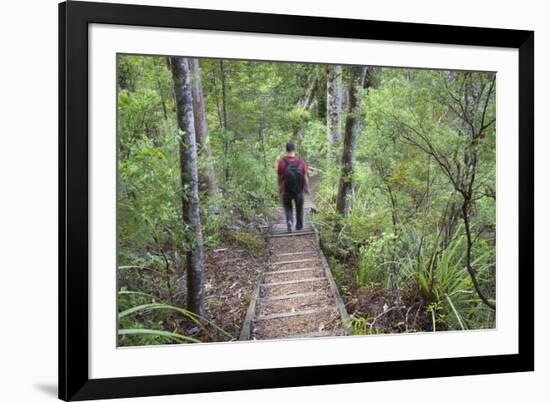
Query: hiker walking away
277 142 309 232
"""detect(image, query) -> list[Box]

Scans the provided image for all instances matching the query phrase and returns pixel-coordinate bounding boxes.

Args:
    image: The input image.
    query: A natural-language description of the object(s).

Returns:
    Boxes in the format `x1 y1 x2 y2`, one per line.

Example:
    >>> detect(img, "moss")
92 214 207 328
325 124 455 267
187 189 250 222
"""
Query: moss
225 231 267 257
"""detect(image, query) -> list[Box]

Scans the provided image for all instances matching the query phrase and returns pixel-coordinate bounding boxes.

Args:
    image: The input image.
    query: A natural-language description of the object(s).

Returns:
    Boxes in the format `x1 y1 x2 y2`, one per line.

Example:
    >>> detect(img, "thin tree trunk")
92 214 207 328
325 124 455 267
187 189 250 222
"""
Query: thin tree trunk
302 74 319 111
189 58 219 196
462 198 496 311
189 59 208 146
336 66 367 217
327 65 343 159
210 71 224 129
157 77 168 121
293 72 319 141
169 56 205 316
220 60 230 183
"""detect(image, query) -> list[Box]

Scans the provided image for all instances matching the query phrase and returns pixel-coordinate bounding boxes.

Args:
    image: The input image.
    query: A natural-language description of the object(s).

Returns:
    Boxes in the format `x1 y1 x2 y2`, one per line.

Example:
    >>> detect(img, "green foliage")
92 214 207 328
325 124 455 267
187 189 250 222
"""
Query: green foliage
118 296 235 346
118 139 183 255
356 232 397 288
301 120 329 162
117 54 496 344
118 328 202 344
117 55 322 346
315 68 496 331
397 228 494 330
348 316 383 336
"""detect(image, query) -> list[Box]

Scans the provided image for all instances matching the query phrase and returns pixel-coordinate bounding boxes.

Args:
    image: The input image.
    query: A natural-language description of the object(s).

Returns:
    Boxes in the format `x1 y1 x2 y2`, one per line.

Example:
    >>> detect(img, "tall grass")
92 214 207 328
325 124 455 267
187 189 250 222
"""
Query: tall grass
315 181 495 331
118 291 235 346
399 227 494 330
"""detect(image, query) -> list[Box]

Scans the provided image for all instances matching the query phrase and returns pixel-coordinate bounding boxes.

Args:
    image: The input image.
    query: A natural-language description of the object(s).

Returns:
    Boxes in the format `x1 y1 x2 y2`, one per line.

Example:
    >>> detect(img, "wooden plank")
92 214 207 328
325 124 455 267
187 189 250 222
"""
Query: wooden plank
270 228 313 235
311 222 354 335
260 291 319 301
271 223 313 229
271 222 312 227
268 231 315 238
268 265 319 273
256 307 335 321
239 264 267 341
264 267 319 275
273 216 311 221
260 277 326 287
271 258 316 266
268 231 316 238
274 251 316 257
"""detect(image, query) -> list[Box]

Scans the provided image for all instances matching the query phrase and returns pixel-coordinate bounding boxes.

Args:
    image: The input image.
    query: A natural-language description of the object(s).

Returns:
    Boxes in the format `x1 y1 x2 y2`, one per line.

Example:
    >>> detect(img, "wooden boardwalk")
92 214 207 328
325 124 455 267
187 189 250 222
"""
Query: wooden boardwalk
239 195 351 340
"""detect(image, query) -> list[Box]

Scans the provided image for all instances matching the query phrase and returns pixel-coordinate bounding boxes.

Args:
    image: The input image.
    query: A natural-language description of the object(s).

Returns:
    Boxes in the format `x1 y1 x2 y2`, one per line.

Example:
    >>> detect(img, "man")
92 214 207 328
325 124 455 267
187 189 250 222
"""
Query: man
277 142 309 232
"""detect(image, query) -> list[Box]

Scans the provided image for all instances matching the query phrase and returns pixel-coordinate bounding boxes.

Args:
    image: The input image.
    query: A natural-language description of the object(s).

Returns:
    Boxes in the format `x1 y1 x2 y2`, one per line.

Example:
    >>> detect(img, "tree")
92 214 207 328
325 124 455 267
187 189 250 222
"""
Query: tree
169 56 205 316
293 69 319 141
117 55 497 341
336 66 367 217
396 71 496 310
441 72 496 311
219 60 230 183
189 58 219 196
326 65 343 154
302 73 319 112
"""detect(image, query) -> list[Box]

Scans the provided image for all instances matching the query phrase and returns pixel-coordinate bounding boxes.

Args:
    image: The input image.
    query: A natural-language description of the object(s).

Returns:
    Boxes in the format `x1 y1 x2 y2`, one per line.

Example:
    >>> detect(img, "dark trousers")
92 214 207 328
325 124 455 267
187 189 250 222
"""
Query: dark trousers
282 192 304 229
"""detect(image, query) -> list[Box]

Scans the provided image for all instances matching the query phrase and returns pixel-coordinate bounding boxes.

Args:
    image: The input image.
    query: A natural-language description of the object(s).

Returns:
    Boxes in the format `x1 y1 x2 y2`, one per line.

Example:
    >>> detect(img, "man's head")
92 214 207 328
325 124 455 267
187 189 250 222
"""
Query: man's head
286 141 296 154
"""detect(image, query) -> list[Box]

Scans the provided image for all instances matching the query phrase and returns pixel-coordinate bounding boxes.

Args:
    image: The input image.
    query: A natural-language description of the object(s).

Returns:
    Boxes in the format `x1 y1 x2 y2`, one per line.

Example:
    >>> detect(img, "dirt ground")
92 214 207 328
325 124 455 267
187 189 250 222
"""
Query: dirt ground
199 245 266 341
344 287 431 333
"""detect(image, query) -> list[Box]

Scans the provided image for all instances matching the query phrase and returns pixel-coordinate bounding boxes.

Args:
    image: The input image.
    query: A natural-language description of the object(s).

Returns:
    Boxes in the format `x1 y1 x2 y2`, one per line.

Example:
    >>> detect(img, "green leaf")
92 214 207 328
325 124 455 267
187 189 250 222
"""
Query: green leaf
118 328 201 343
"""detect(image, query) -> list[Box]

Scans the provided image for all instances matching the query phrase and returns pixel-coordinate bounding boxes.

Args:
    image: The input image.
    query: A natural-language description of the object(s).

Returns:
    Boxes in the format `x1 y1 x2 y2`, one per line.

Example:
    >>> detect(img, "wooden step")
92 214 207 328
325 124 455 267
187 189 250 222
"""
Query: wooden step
251 308 342 339
264 269 323 284
271 258 316 266
270 230 313 235
264 267 319 275
260 291 319 302
268 265 320 273
256 307 335 321
274 251 316 257
260 277 327 287
268 231 316 238
272 223 313 229
258 293 334 316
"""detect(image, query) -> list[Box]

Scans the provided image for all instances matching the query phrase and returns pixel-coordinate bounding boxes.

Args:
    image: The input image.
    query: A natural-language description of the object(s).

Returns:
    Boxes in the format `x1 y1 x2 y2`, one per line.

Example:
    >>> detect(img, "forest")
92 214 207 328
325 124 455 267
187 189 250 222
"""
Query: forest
116 54 496 346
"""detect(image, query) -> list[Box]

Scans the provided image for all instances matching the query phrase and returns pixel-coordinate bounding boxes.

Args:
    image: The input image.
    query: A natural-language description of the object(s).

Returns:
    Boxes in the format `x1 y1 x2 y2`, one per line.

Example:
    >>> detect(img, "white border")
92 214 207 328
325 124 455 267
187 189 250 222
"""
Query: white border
89 24 518 379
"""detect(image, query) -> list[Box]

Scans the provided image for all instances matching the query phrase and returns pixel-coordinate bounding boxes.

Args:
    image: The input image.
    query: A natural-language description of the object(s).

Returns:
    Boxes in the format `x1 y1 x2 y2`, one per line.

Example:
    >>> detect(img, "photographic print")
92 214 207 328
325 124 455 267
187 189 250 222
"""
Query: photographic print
60 2 533 399
116 55 496 346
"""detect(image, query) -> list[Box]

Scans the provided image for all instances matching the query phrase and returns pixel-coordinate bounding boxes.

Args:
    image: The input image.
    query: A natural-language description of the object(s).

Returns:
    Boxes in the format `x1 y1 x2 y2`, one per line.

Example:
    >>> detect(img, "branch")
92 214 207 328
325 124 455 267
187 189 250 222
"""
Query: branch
368 306 406 329
479 75 496 136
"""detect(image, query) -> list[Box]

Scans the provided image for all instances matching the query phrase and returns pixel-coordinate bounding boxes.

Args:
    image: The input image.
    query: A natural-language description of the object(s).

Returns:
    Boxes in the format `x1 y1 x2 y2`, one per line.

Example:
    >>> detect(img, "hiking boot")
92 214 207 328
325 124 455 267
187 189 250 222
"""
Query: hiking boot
287 220 292 232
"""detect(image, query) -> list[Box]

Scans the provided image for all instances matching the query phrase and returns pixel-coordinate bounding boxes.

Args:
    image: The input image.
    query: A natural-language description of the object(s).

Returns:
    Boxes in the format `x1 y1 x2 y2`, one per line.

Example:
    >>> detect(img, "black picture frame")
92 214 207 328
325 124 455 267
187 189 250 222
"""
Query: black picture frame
59 1 534 400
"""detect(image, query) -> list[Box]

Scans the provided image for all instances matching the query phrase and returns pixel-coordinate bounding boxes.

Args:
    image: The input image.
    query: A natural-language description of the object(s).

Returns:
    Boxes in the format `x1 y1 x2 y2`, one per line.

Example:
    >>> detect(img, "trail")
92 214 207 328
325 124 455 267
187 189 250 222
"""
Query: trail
240 175 350 340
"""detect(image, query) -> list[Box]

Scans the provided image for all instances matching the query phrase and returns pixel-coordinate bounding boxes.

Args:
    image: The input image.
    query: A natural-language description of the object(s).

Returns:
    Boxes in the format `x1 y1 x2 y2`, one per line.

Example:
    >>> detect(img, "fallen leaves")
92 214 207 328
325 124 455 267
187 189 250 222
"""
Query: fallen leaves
201 246 265 342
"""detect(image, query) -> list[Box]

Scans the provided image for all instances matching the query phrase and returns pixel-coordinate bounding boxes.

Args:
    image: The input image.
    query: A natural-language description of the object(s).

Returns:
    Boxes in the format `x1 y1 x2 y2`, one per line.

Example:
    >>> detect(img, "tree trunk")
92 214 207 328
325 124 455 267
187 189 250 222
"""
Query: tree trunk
462 197 496 311
189 58 219 196
326 65 343 155
302 74 319 111
293 72 319 141
157 77 168 121
336 66 367 217
169 56 205 316
220 60 230 183
189 59 208 146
